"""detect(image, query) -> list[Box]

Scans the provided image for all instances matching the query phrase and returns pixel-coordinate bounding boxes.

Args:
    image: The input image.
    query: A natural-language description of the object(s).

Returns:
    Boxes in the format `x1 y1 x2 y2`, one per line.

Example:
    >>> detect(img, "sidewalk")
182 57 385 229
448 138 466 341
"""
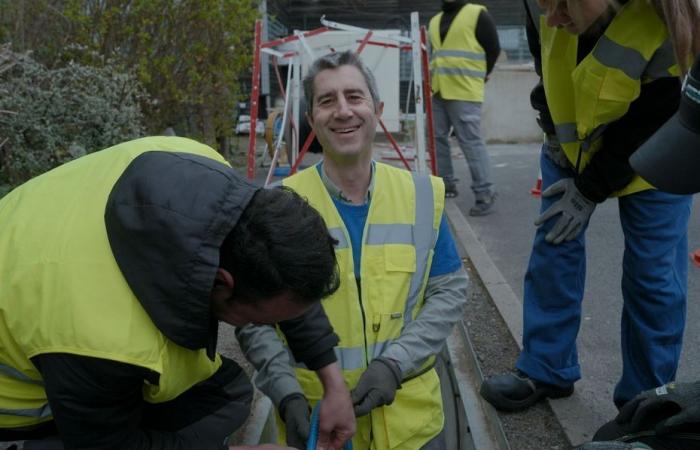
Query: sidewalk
445 142 700 447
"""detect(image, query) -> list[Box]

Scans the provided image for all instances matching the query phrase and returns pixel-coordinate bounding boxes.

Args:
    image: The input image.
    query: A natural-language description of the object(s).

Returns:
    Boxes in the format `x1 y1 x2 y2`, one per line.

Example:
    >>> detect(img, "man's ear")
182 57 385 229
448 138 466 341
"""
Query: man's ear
376 101 384 118
215 268 234 290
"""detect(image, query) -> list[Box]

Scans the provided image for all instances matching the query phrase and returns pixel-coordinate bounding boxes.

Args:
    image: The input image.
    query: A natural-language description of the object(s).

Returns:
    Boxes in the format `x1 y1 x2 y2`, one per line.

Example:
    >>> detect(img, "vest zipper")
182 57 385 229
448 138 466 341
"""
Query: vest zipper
355 277 370 367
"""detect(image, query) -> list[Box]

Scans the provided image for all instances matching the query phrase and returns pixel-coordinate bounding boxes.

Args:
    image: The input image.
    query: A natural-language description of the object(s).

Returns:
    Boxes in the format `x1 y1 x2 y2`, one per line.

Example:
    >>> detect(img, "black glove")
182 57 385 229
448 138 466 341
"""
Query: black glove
350 357 402 417
279 394 310 450
615 381 700 434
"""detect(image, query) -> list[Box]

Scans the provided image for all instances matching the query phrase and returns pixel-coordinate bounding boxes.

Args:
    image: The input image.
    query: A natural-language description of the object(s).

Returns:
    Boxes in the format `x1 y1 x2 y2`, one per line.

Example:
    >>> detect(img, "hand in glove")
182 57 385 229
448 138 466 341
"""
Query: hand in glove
535 178 595 245
615 381 700 434
350 358 402 417
279 394 310 450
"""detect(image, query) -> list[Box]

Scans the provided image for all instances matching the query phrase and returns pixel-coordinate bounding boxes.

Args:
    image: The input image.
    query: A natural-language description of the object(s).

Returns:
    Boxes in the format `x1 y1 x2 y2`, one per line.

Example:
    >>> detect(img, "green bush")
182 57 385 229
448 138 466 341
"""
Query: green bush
0 49 147 194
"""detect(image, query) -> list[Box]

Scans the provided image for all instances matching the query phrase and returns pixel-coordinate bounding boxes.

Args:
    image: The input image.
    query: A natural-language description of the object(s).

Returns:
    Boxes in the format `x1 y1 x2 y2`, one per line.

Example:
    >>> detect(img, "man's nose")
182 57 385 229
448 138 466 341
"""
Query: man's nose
334 97 353 118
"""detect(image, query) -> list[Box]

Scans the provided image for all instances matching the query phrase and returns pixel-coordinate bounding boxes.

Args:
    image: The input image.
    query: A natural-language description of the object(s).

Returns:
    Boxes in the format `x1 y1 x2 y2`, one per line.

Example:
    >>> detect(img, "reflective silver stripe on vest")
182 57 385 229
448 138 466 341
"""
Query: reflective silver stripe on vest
0 364 51 418
644 39 675 79
328 227 349 249
0 363 44 386
434 67 486 79
365 223 413 246
580 124 608 152
593 35 647 80
431 50 486 61
403 174 436 327
0 403 52 418
286 341 393 370
555 123 578 144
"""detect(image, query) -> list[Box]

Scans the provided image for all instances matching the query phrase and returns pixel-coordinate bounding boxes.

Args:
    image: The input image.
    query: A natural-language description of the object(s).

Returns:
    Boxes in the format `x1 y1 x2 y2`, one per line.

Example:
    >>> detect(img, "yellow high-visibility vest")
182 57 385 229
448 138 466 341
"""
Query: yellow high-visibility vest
0 137 224 428
541 0 679 197
429 4 488 102
281 162 445 450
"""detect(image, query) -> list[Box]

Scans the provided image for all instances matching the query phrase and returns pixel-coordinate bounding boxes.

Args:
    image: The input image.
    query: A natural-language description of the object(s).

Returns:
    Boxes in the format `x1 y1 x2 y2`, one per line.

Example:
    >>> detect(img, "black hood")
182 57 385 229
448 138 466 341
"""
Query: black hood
105 151 258 359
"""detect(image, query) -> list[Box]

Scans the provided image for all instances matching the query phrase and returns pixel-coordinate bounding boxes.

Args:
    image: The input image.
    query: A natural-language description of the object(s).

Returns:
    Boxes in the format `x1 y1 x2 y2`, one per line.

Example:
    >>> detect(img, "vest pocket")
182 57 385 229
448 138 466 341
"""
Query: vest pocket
574 66 640 130
384 245 416 272
379 369 444 449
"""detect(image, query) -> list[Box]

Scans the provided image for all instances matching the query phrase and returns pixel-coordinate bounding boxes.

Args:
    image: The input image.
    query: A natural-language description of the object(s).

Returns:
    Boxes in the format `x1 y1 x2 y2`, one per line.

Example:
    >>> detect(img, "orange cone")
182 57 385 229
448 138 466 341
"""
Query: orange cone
691 249 700 268
530 170 542 197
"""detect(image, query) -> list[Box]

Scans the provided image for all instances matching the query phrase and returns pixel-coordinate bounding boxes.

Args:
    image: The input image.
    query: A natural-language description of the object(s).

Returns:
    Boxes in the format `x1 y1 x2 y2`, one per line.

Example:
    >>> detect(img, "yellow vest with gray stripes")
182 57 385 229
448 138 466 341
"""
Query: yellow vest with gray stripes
0 137 223 429
541 0 679 197
282 162 445 450
429 4 487 102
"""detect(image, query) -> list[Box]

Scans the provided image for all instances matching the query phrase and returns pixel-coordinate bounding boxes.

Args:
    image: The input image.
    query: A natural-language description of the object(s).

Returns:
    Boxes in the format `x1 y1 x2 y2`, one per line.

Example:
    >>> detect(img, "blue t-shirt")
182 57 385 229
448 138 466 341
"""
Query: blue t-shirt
331 198 462 277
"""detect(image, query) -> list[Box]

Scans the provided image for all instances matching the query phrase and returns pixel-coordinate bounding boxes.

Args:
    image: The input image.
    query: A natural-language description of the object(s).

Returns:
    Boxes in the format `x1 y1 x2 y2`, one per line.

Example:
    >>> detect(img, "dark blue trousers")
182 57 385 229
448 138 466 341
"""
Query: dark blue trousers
516 149 691 407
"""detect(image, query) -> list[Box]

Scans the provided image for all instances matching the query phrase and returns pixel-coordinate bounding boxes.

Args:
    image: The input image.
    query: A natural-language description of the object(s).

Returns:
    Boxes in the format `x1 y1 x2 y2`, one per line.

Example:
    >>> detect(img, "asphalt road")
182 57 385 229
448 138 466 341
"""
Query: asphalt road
446 142 700 436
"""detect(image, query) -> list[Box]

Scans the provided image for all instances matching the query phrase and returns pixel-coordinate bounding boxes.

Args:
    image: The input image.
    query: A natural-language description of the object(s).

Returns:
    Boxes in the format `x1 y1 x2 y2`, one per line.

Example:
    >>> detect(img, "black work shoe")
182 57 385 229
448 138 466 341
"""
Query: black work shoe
445 182 458 198
479 370 574 412
469 191 496 216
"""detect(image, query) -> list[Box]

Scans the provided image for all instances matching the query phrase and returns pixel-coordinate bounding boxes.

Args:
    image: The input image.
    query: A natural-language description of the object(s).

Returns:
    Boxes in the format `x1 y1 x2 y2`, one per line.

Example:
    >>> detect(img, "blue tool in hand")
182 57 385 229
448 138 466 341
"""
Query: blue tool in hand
306 401 353 450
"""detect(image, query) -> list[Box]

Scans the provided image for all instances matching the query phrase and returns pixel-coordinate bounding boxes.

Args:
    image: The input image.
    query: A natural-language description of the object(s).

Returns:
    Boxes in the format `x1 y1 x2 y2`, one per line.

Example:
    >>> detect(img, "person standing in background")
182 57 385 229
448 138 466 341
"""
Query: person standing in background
429 0 501 215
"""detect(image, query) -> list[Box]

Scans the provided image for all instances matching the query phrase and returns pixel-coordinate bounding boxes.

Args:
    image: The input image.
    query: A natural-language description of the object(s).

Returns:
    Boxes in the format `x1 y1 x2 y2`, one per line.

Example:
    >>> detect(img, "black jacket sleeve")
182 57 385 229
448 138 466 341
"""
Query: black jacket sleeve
524 3 556 134
278 302 339 370
575 76 681 202
32 353 226 450
474 10 501 75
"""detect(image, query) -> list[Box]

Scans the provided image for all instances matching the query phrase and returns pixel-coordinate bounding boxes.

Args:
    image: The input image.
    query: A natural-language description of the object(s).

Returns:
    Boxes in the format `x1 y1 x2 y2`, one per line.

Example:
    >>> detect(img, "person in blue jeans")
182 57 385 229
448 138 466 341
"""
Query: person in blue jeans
428 0 501 215
480 0 698 412
574 52 700 450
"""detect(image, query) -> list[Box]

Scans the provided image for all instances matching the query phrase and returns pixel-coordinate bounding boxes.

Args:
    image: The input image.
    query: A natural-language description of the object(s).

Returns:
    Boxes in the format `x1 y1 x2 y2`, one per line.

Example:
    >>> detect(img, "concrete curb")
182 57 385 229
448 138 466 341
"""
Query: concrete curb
445 201 524 348
445 200 601 446
230 391 276 445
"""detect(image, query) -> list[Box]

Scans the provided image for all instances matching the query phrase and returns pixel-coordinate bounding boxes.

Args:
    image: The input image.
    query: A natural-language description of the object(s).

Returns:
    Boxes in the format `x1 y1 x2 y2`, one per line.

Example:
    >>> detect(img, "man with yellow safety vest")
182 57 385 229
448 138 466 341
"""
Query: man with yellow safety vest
428 0 500 215
480 0 696 413
0 136 356 450
236 50 469 450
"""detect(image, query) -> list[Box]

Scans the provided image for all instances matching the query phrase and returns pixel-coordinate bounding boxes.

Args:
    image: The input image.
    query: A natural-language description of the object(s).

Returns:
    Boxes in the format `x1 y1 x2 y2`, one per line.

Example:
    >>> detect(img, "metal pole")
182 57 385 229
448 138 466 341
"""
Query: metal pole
247 20 263 180
421 25 438 175
291 54 301 167
264 59 295 186
379 119 412 171
410 12 427 173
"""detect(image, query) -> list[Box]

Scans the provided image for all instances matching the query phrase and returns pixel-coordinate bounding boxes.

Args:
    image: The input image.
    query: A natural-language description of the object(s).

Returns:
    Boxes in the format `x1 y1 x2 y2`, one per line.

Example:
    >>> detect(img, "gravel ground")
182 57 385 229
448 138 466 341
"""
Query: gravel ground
461 256 572 450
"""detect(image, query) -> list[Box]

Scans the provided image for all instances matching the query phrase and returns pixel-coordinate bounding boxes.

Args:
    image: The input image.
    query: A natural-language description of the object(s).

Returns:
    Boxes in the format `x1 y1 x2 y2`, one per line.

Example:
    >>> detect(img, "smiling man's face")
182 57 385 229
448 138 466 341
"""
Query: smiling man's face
307 64 383 162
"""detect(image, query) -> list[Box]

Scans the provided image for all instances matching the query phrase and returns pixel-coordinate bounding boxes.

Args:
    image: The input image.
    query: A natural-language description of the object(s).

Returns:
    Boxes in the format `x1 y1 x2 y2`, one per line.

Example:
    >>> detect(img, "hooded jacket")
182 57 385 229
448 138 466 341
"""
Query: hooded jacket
0 136 338 449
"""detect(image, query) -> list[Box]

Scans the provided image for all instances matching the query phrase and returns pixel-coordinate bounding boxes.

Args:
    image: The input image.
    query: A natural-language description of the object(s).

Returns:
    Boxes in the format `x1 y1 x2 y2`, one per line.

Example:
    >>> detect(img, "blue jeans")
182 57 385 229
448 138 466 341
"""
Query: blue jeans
516 148 691 407
432 95 493 200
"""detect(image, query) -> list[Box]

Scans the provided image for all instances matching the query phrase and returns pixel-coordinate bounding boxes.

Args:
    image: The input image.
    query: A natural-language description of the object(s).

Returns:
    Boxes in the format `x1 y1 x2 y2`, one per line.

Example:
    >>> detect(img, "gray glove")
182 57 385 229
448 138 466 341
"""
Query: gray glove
279 394 310 450
615 381 700 434
350 357 402 417
535 178 595 244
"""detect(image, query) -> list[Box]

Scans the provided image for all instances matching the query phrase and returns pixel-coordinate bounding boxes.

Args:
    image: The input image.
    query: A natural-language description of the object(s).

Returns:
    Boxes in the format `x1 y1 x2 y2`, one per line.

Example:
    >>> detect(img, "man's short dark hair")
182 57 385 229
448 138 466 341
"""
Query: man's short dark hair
219 187 339 305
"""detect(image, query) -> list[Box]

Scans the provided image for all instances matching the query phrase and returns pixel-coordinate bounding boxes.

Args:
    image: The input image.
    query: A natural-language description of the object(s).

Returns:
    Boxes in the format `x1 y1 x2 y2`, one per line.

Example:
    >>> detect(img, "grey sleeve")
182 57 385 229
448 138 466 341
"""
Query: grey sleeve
381 268 469 377
235 324 304 408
